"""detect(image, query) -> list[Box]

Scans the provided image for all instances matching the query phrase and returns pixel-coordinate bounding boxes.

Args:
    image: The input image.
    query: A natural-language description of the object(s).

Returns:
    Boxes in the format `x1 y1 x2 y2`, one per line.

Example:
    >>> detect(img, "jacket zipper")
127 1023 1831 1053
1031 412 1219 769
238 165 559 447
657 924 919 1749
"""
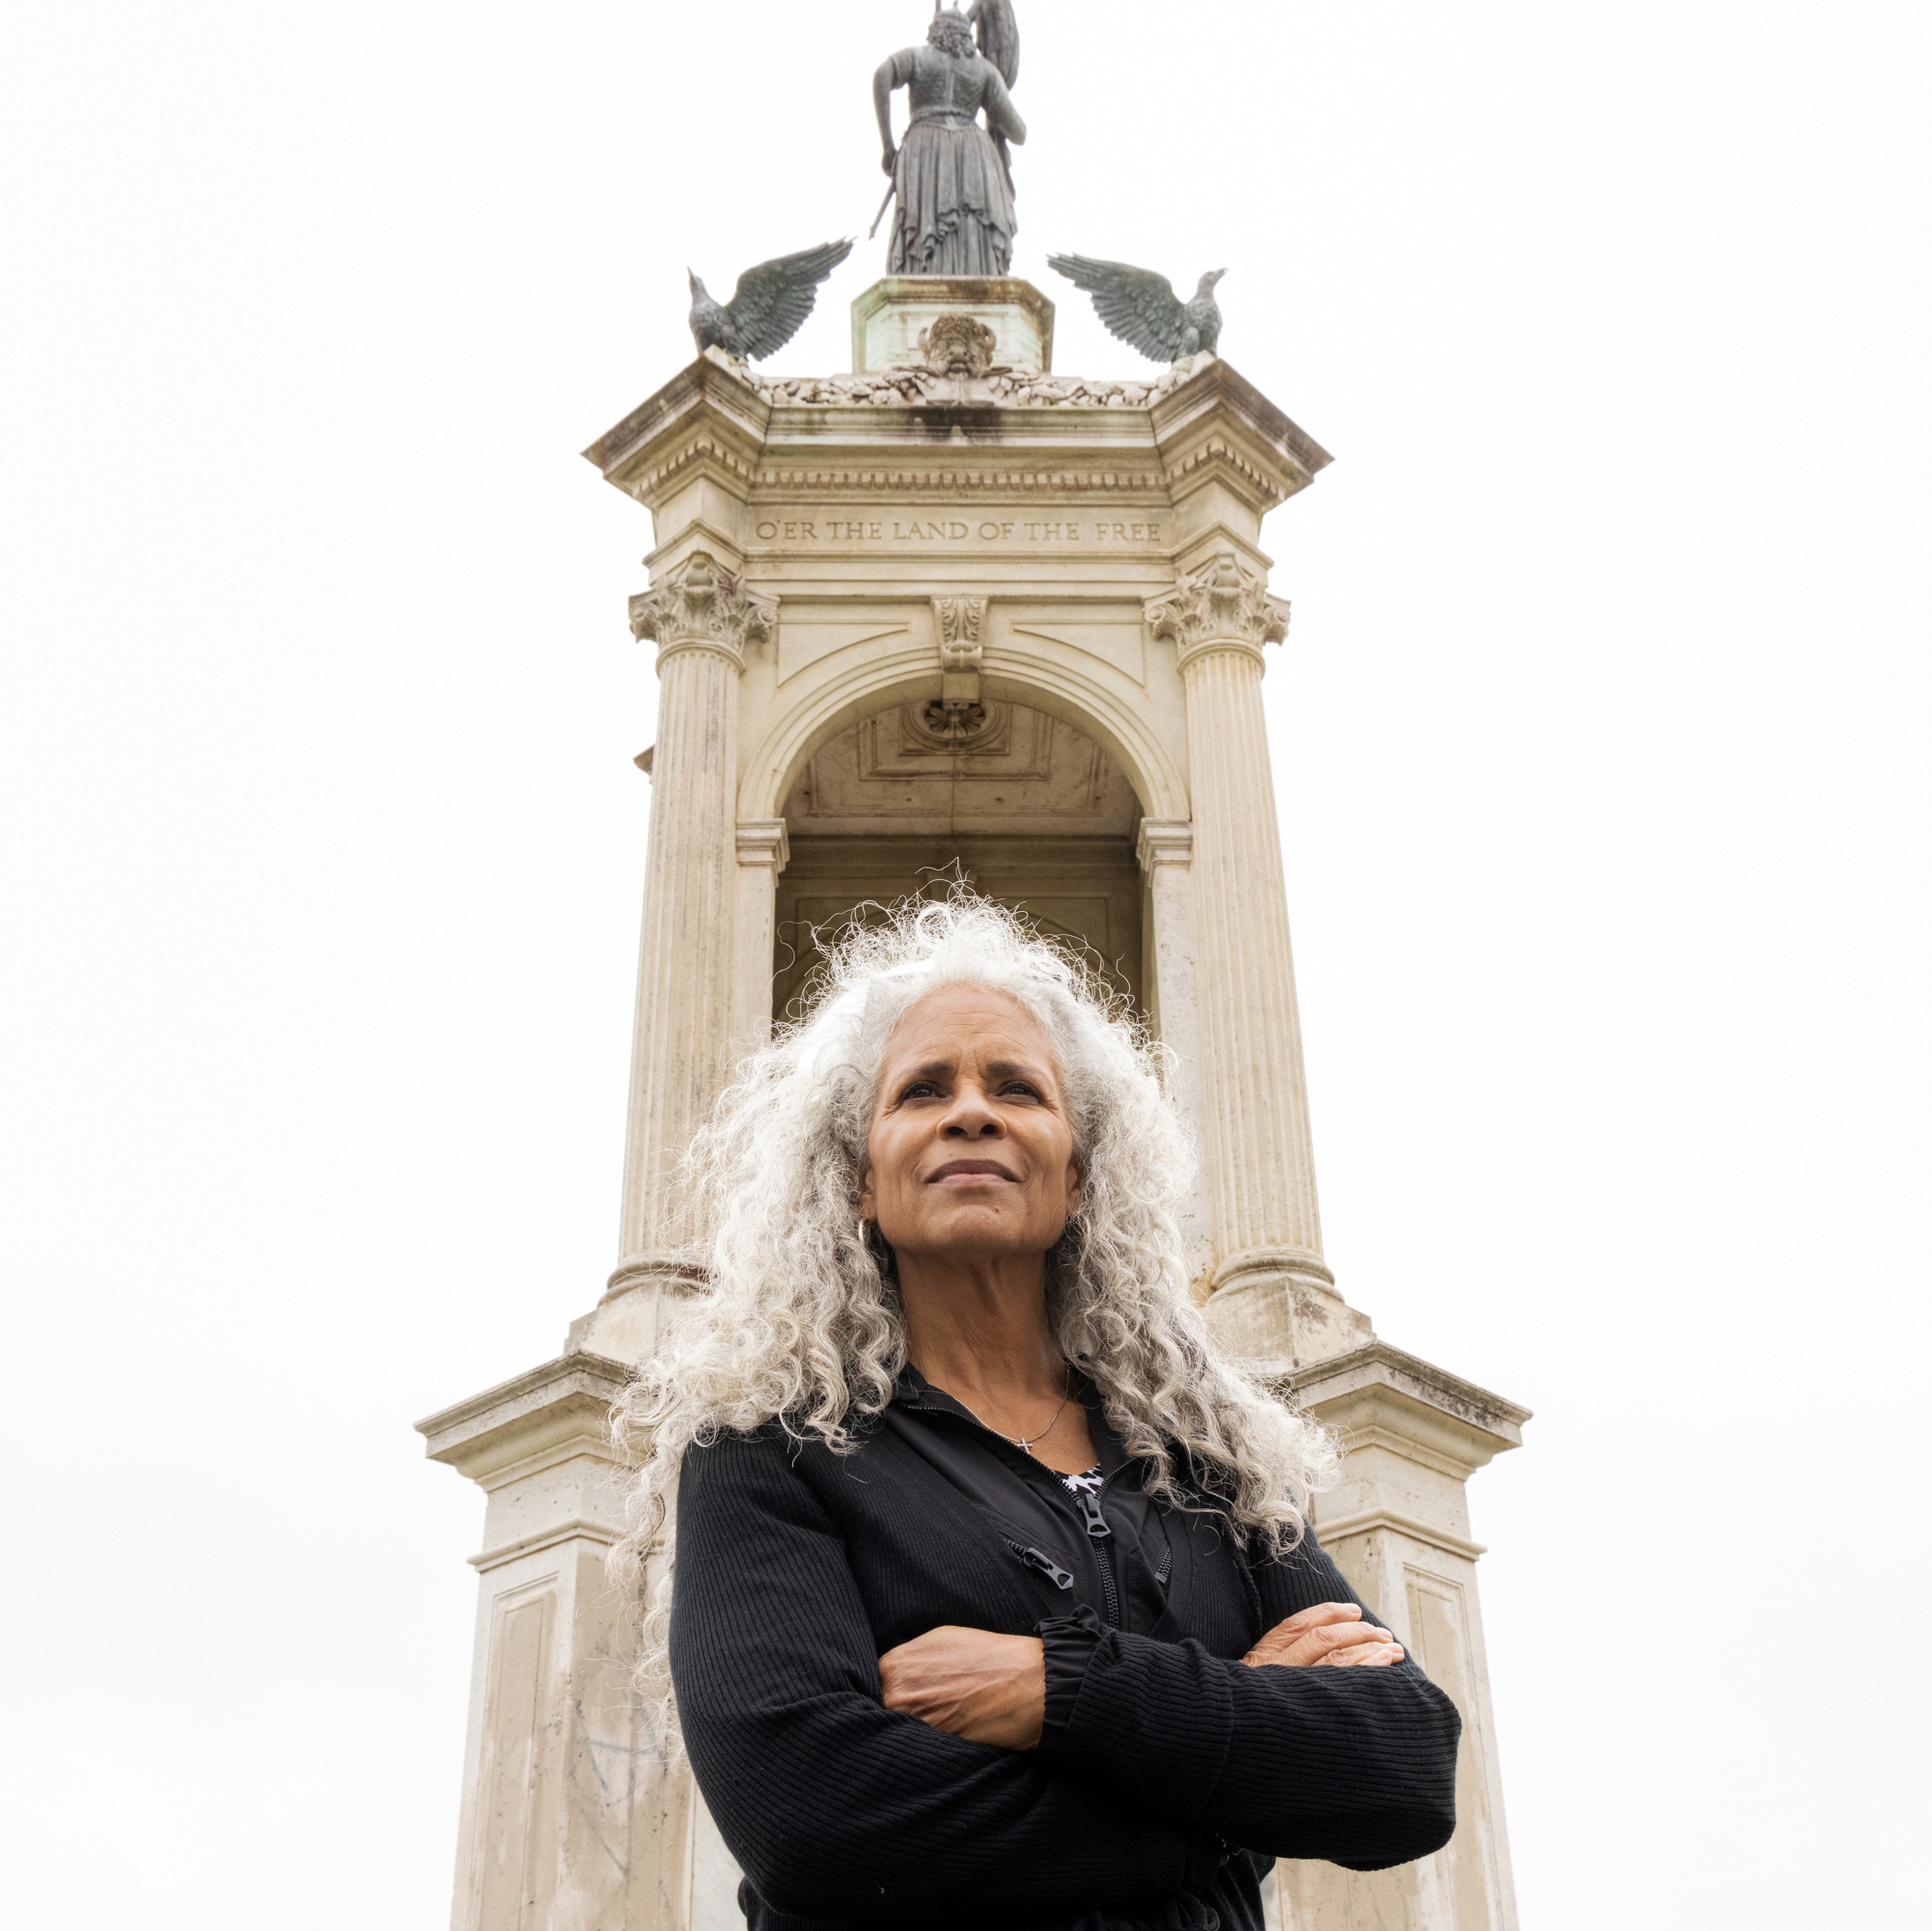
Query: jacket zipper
903 1391 1118 1621
1006 1540 1075 1589
1073 1479 1121 1628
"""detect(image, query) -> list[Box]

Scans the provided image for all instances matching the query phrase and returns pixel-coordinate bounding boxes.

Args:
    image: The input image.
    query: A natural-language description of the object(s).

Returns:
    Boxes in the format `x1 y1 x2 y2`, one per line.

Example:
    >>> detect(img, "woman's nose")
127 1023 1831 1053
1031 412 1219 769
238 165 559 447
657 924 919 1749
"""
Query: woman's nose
939 1085 1002 1136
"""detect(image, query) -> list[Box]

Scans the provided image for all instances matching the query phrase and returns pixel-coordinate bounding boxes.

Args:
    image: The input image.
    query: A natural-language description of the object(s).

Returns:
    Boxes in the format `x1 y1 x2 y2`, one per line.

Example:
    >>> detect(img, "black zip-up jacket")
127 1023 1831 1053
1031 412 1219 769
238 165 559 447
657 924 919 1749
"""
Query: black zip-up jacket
670 1372 1461 1931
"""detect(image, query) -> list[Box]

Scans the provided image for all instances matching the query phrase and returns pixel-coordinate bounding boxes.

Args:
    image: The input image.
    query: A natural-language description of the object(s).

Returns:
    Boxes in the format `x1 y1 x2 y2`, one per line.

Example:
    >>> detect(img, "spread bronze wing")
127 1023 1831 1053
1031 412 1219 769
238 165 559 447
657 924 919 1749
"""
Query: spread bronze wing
1046 254 1187 362
725 238 855 361
970 0 1020 87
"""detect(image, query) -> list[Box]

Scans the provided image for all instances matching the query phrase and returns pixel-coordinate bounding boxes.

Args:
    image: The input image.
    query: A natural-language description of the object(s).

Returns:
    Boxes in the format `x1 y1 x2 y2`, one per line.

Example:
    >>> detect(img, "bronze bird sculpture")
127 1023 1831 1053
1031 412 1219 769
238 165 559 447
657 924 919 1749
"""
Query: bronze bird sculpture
1046 255 1227 362
686 239 854 361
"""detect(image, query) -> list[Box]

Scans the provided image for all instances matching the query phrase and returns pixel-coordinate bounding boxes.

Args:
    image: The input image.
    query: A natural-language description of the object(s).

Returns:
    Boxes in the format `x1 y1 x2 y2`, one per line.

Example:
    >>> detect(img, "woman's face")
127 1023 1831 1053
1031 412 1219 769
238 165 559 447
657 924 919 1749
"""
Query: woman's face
858 984 1081 1266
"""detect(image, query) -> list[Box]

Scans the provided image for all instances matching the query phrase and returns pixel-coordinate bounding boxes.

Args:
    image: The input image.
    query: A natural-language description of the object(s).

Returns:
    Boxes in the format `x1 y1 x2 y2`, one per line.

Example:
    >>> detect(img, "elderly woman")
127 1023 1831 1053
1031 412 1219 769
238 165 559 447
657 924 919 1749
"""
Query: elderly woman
614 898 1459 1931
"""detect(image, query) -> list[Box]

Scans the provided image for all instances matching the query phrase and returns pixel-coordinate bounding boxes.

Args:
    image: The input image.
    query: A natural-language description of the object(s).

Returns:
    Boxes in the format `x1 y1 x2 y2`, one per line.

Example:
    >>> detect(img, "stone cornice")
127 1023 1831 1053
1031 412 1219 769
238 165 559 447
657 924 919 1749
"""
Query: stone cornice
584 353 1332 534
415 1351 631 1484
582 351 772 509
1283 1340 1532 1476
628 551 776 669
1145 553 1292 668
1151 357 1333 511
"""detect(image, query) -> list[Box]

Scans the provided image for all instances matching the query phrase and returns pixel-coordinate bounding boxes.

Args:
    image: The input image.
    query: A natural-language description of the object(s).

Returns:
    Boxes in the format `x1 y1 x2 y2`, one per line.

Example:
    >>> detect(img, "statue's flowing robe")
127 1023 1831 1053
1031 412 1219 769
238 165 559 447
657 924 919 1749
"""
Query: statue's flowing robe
884 47 1023 277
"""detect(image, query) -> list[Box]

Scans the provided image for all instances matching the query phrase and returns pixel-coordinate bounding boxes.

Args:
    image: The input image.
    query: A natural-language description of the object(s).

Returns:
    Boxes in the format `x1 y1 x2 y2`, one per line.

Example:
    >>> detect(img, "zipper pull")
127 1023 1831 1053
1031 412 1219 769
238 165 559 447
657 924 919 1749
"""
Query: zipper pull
1010 1543 1075 1589
1075 1491 1113 1541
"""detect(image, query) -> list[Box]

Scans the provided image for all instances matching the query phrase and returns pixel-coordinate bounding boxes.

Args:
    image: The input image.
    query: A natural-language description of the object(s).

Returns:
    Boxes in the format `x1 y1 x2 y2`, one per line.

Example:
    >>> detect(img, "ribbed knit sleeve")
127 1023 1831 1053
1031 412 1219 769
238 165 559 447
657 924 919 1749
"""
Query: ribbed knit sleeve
1032 1527 1462 1871
670 1431 1195 1921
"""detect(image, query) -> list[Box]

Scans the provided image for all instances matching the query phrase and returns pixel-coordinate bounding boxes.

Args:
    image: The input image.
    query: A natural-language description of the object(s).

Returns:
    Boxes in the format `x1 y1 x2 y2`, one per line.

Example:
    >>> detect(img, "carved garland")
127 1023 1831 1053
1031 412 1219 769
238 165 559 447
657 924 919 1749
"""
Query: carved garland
627 551 775 666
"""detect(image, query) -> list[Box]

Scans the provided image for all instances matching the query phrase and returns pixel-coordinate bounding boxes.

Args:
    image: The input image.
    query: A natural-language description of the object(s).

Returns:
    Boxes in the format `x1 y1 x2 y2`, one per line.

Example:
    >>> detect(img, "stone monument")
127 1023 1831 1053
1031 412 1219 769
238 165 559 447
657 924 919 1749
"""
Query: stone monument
416 14 1530 1929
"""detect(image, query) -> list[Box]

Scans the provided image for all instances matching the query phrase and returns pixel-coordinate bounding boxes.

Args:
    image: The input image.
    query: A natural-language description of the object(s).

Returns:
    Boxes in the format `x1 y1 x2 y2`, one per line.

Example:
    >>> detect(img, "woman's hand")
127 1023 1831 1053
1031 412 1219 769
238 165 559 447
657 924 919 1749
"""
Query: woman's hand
1243 1601 1405 1669
880 142 897 177
879 1624 1045 1750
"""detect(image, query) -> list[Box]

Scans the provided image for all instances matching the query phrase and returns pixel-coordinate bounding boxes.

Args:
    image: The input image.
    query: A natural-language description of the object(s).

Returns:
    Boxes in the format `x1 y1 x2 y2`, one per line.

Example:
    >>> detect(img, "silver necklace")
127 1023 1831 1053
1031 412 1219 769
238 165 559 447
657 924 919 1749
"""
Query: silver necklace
960 1365 1075 1458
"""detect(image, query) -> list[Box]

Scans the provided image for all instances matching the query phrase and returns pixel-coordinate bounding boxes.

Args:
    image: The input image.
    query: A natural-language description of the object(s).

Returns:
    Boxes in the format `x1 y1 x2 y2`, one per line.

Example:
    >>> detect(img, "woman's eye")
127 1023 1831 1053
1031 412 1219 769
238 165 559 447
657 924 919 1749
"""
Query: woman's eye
1002 1081 1042 1099
901 1080 941 1100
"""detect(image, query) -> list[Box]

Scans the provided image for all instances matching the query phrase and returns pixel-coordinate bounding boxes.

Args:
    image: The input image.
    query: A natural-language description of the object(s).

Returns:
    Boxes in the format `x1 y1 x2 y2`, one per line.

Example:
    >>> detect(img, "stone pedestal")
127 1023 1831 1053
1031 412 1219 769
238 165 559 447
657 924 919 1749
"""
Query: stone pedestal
422 278 1529 1931
419 1356 703 1931
849 275 1055 373
1272 1346 1529 1931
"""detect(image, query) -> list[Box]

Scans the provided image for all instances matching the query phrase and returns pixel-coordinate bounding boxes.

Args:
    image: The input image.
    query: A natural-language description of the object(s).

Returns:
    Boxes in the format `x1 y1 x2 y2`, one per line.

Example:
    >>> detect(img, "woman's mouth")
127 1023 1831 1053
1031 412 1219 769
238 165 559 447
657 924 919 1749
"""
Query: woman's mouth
926 1159 1018 1185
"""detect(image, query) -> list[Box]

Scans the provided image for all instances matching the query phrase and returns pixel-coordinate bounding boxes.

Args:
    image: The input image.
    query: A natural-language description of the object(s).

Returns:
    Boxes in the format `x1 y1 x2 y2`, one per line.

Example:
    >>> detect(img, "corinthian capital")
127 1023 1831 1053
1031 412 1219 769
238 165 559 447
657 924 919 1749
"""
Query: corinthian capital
1145 553 1290 666
627 551 775 667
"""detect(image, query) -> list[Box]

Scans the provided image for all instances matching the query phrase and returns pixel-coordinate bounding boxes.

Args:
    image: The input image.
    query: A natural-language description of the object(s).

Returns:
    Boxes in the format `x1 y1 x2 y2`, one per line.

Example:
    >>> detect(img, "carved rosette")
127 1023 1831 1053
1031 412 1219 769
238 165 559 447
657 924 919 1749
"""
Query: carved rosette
1144 553 1290 669
627 550 775 669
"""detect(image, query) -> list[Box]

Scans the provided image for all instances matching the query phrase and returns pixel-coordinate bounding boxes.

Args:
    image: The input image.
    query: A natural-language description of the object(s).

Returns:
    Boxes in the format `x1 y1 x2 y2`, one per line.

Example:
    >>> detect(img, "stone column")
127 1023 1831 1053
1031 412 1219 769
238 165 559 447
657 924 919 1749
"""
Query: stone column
733 819 789 1057
610 553 773 1302
1148 555 1366 1365
1136 819 1212 1291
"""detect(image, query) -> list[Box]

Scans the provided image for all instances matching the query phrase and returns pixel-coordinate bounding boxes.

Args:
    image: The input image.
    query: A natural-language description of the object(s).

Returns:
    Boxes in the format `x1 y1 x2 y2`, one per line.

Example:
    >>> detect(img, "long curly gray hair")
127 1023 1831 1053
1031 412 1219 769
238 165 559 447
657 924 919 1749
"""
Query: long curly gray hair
609 895 1335 1708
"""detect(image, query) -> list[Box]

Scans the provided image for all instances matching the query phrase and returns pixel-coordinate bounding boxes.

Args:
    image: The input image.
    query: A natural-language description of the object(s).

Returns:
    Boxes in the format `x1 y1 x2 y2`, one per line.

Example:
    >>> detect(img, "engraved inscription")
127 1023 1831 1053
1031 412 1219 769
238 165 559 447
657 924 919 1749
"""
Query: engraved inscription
750 515 1162 548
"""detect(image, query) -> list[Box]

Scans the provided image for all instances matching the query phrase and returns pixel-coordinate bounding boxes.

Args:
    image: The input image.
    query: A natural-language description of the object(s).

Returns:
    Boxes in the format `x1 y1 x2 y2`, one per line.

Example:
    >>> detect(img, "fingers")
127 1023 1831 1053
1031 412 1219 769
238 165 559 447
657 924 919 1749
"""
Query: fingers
1242 1601 1362 1667
1243 1602 1407 1669
1280 1618 1402 1667
1315 1641 1406 1669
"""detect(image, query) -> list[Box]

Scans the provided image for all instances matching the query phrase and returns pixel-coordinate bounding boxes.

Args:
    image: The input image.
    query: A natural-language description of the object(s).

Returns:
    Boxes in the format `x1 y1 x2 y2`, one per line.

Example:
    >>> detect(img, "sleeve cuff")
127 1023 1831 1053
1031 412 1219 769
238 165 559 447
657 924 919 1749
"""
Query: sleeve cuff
1034 1603 1103 1753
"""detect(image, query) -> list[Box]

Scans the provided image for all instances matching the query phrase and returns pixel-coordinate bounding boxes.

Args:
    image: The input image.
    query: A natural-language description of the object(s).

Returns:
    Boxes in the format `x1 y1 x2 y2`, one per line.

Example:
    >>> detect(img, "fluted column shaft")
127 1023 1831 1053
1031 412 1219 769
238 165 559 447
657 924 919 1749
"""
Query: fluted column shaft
613 555 773 1287
1151 555 1349 1361
1182 640 1327 1271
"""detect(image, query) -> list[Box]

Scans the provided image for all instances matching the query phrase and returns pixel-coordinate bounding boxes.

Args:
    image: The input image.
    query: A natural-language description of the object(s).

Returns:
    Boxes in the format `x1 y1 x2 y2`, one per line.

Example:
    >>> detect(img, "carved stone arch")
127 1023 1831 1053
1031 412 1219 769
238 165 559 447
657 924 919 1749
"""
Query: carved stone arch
738 648 1189 827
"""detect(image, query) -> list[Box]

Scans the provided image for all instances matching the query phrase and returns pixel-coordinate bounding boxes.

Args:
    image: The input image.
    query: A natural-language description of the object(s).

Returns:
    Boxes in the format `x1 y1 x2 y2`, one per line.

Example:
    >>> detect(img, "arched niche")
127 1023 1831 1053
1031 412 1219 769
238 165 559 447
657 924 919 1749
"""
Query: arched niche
770 692 1151 1026
739 640 1189 831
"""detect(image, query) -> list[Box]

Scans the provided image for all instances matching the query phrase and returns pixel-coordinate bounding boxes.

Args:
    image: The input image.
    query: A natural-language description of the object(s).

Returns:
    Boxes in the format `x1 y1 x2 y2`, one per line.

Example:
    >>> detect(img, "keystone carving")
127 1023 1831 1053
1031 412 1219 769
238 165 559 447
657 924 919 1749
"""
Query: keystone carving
932 595 987 671
1145 553 1290 660
627 551 775 662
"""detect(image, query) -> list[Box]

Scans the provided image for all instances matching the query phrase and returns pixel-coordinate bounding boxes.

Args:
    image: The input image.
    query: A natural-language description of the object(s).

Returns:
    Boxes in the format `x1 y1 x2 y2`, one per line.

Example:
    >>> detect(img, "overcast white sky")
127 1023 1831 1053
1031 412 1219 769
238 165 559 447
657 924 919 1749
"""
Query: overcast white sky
3 0 1927 1923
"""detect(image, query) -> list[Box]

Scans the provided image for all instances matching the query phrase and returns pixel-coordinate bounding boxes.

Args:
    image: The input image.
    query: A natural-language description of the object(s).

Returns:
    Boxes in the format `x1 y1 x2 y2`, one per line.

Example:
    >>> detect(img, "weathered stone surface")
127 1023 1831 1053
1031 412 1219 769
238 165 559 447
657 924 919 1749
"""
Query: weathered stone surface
427 277 1528 1931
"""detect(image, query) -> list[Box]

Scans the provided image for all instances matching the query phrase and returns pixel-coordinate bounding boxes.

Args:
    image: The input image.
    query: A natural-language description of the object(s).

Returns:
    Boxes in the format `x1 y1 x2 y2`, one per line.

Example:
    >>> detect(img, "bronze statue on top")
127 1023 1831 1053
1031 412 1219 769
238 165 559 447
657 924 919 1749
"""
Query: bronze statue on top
873 4 1026 277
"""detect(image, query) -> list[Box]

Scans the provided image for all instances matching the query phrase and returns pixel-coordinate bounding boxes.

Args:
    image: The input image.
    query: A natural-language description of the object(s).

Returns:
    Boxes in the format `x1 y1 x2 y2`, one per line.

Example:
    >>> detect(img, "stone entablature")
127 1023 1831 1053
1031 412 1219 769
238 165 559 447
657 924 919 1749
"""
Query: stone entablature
582 309 1334 548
